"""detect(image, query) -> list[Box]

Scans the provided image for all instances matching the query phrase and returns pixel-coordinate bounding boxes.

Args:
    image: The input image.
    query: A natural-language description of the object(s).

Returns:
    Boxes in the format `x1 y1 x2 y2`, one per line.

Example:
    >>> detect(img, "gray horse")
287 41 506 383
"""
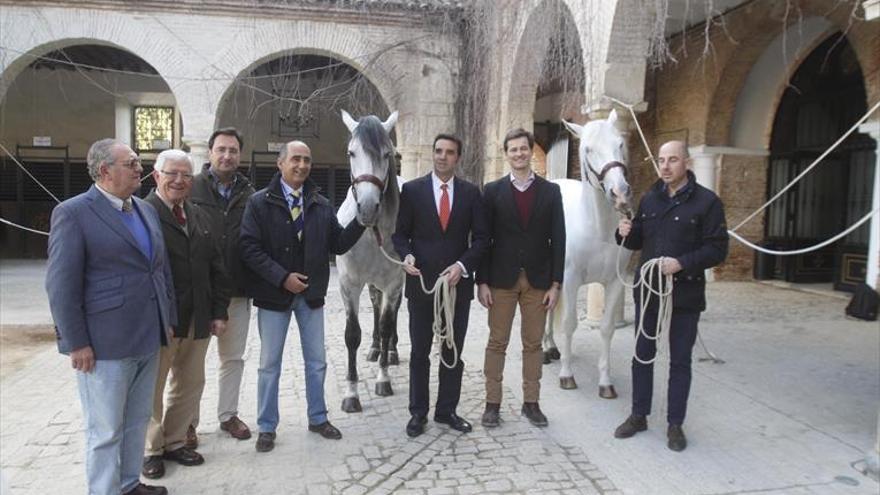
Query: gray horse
336 110 405 413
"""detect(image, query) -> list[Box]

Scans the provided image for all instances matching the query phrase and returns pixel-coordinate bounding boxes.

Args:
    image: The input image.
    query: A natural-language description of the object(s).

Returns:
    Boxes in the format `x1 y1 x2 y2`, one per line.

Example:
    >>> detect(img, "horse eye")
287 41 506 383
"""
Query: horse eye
347 150 355 158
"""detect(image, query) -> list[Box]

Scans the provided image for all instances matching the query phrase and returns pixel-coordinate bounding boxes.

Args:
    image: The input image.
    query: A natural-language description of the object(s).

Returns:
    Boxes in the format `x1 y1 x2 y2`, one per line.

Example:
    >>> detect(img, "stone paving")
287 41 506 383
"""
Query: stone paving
1 261 878 494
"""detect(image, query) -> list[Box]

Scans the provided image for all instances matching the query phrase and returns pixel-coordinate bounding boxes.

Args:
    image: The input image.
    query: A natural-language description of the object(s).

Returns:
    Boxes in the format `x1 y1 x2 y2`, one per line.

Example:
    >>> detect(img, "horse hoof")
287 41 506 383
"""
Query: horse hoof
560 376 578 390
599 385 618 399
366 348 380 362
341 397 362 413
388 351 399 366
543 353 552 365
548 348 560 360
374 382 393 397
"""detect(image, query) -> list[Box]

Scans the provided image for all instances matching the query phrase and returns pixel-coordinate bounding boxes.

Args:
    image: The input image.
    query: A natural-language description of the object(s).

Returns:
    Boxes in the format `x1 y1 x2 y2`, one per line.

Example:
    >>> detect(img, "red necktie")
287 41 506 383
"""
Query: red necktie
172 204 186 226
439 183 450 232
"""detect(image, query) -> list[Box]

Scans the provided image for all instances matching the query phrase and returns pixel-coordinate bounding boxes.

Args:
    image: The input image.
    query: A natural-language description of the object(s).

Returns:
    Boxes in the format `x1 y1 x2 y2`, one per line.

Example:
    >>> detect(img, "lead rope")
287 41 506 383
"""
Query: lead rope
376 242 459 369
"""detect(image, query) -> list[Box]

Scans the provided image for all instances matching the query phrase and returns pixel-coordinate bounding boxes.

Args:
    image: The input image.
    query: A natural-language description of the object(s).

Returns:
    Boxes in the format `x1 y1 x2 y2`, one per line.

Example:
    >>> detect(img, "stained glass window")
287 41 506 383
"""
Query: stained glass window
134 106 174 152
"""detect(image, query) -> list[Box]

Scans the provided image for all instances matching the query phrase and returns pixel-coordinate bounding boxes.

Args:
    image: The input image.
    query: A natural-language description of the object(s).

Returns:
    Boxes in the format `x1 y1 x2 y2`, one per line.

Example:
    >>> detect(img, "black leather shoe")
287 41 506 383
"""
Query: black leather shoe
667 424 687 452
255 432 276 453
123 483 168 495
521 402 548 427
481 403 501 428
141 455 165 479
434 413 472 433
162 446 204 466
308 421 342 440
406 415 427 437
614 414 647 439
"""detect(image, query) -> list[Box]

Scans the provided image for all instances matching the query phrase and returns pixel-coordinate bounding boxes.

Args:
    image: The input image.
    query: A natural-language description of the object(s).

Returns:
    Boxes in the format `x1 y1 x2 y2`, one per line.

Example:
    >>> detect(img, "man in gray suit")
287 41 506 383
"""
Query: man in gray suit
46 138 176 495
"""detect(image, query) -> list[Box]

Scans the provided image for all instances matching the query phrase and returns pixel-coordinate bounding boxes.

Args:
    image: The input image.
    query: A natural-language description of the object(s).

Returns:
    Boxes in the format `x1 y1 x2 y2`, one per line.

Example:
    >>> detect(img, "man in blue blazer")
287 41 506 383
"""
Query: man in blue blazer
46 139 176 495
392 134 489 437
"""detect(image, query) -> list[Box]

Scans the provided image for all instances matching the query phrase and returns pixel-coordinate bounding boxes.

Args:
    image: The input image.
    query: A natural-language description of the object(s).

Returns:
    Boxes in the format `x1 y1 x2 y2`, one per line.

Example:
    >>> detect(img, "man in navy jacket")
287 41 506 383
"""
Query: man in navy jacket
46 139 175 495
613 140 728 452
240 140 364 452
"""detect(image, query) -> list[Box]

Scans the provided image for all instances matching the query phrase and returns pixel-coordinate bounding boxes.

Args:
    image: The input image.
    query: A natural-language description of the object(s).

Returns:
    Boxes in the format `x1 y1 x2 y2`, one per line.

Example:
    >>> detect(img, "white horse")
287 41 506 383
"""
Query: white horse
543 109 634 398
336 110 405 413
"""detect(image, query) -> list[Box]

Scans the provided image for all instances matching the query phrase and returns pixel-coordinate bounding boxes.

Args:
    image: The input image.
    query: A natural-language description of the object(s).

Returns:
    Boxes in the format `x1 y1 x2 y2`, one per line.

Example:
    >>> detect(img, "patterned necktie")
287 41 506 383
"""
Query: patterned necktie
439 183 450 232
172 204 186 227
122 198 133 213
290 190 303 241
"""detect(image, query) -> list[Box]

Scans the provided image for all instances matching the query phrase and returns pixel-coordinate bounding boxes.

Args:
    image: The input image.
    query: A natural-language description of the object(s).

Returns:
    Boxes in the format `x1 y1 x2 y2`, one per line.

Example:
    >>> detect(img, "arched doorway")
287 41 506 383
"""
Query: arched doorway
215 53 390 208
0 43 178 257
529 0 584 179
763 34 875 291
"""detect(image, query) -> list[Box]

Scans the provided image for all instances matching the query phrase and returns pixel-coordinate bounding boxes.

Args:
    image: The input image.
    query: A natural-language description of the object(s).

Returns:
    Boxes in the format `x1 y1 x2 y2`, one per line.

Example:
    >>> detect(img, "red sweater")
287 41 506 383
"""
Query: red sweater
511 181 536 229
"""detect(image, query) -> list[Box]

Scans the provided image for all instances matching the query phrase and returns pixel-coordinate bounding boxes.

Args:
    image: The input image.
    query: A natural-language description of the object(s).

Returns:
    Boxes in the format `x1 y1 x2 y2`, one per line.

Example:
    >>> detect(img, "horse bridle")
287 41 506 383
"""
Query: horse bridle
584 160 627 191
350 172 390 246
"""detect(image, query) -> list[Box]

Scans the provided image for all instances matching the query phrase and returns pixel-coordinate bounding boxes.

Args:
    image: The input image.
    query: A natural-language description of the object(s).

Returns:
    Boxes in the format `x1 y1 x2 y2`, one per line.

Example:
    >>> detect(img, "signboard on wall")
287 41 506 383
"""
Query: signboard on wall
32 136 51 147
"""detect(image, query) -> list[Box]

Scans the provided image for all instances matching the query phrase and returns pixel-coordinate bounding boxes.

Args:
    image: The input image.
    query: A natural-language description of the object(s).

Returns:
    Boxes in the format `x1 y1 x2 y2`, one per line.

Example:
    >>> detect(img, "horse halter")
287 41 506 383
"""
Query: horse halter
584 160 627 191
350 173 390 247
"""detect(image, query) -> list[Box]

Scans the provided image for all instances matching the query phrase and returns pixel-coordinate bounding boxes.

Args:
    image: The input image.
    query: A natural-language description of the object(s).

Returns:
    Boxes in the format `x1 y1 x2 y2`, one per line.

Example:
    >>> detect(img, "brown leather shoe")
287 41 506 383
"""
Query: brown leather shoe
481 403 501 428
141 456 164 479
184 425 198 449
614 414 647 439
521 402 548 427
308 421 342 440
220 415 252 440
123 483 168 495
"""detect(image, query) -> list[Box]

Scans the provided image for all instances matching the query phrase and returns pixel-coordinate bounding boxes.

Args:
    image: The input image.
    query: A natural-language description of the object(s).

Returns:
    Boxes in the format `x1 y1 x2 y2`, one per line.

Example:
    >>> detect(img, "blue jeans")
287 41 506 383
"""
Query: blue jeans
76 352 159 495
257 296 328 432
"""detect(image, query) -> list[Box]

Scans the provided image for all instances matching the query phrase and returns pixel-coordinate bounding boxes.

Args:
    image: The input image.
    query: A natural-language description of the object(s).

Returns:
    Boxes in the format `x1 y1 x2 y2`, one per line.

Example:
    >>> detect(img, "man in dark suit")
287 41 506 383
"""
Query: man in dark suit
46 138 175 495
142 150 232 479
392 134 489 437
477 128 565 429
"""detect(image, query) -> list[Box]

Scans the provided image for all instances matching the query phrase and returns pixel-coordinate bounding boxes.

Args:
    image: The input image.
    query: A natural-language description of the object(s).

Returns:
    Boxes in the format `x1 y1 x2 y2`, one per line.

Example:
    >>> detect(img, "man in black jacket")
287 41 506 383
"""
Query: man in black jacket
613 140 728 452
477 128 565 429
392 134 489 438
240 140 365 452
189 128 256 444
142 150 231 479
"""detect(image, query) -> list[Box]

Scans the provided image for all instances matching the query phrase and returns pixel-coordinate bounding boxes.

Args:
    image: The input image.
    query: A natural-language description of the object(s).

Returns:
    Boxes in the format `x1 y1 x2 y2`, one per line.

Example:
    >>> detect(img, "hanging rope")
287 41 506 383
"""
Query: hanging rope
0 217 50 236
377 244 459 369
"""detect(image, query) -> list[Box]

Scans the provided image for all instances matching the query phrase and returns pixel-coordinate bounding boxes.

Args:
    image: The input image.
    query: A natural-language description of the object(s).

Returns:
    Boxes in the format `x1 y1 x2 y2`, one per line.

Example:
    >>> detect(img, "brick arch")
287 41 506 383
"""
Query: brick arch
0 8 192 112
503 0 585 131
704 0 879 146
211 23 405 129
602 0 652 104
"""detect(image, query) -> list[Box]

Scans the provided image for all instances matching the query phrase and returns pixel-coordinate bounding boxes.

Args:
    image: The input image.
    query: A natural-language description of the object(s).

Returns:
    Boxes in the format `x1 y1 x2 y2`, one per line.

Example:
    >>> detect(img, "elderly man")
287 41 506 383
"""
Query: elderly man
240 140 365 452
613 140 729 451
142 150 231 478
189 128 256 444
46 139 175 495
477 128 565 429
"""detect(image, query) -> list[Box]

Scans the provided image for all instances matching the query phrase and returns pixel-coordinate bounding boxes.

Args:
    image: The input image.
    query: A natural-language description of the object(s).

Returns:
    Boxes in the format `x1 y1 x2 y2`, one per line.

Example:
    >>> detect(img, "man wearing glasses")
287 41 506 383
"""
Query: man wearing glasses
141 150 232 479
46 139 175 495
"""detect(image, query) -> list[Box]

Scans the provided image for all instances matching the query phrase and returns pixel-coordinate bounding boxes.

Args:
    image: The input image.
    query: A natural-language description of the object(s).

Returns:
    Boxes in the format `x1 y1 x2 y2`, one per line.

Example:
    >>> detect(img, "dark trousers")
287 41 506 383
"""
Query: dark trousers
407 295 471 418
631 303 700 425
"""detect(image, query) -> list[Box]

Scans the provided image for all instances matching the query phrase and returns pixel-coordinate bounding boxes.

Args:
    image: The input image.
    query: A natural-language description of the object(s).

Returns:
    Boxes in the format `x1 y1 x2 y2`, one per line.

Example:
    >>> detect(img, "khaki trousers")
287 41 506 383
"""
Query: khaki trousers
145 330 211 455
484 271 546 404
192 297 251 426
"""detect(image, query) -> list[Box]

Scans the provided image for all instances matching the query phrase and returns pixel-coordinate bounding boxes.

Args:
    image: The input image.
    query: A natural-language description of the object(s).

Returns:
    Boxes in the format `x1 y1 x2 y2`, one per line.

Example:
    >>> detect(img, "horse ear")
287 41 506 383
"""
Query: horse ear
341 110 358 133
562 120 583 137
607 109 619 126
382 111 399 133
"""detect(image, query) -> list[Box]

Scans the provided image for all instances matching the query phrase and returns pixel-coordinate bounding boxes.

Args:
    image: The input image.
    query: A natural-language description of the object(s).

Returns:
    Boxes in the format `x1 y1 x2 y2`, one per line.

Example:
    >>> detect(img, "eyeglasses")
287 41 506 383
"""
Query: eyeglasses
159 170 194 181
114 157 142 169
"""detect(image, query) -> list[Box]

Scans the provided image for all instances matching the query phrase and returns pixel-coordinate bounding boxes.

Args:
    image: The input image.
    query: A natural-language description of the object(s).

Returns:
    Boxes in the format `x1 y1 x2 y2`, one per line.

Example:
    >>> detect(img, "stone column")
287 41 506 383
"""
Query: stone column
689 146 720 282
115 98 132 148
185 138 209 174
859 119 880 481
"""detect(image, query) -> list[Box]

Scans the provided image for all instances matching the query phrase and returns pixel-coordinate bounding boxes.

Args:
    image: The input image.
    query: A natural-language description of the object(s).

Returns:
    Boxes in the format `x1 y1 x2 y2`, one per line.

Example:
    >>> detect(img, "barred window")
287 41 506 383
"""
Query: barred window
133 106 174 153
